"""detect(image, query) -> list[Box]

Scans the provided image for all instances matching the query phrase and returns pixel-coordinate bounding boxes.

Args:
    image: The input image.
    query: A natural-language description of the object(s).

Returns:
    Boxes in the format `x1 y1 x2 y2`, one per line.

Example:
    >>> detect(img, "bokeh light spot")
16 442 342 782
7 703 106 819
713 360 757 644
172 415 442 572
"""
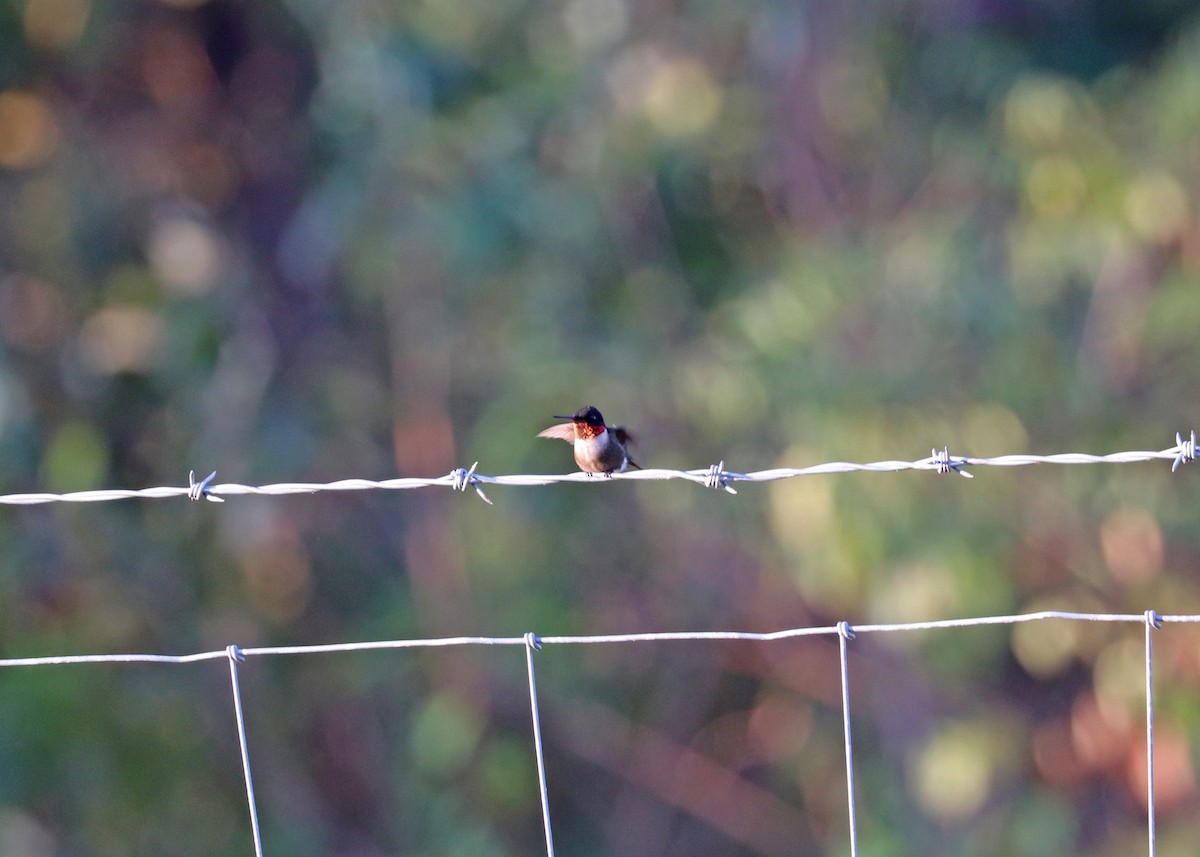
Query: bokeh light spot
147 217 225 296
769 454 834 557
1004 78 1073 147
78 306 166 374
0 90 59 168
140 26 218 114
41 421 110 492
962 403 1028 456
642 57 722 138
910 723 994 821
1099 507 1163 584
1070 690 1130 772
1012 613 1079 678
1092 638 1144 711
24 0 91 50
410 693 486 778
1124 171 1189 244
1025 155 1086 219
748 693 813 762
1127 723 1197 811
868 561 959 624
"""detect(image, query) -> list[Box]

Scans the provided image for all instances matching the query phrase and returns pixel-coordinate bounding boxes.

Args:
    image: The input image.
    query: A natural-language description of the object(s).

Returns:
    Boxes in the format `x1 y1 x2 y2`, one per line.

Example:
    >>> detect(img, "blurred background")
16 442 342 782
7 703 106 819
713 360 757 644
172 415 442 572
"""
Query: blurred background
1 0 1200 854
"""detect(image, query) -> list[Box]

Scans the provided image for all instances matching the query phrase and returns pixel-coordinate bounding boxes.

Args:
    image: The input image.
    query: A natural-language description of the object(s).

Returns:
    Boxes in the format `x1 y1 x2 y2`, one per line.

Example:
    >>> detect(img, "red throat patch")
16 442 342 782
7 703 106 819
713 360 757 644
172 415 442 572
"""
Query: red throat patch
574 422 605 440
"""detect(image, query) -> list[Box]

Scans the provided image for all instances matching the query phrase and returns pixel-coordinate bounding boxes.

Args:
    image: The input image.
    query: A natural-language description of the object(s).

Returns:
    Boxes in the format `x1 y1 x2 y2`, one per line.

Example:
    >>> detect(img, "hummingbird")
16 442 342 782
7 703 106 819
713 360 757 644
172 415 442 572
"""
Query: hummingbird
538 405 642 475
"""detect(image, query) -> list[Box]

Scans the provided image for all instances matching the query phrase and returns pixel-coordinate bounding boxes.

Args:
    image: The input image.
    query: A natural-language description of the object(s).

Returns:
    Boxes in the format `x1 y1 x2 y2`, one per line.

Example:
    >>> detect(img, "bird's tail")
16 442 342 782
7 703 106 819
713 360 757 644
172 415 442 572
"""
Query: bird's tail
613 427 641 469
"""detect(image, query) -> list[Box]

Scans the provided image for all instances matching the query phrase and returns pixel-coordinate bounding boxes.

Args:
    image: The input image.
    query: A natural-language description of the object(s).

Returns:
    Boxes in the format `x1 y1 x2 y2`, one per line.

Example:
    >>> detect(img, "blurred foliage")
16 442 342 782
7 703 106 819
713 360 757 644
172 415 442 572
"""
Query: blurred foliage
2 0 1200 854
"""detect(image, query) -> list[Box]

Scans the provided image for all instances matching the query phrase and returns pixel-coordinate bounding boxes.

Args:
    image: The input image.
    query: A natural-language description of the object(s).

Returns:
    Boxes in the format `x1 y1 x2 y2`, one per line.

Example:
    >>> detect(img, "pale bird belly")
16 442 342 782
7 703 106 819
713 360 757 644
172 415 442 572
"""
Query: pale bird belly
573 436 626 473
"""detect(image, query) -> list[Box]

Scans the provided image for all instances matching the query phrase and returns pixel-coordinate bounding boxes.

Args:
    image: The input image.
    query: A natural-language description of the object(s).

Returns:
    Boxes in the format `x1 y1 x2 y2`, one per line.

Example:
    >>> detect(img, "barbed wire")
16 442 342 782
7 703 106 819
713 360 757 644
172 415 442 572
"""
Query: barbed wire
0 431 1194 506
0 609 1187 856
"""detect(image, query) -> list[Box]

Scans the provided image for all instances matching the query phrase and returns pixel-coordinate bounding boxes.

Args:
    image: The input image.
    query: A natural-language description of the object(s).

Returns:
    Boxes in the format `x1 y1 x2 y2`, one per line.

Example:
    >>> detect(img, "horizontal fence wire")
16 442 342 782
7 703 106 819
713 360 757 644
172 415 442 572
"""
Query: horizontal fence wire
0 431 1194 505
0 609 1191 857
1 610 1193 666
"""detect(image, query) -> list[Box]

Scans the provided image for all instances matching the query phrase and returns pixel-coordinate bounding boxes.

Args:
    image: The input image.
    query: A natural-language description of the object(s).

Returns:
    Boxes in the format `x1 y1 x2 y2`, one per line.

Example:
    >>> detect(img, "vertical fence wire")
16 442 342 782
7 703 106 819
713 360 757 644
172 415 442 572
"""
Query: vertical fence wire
837 621 859 857
1144 611 1160 857
525 633 556 857
226 646 265 857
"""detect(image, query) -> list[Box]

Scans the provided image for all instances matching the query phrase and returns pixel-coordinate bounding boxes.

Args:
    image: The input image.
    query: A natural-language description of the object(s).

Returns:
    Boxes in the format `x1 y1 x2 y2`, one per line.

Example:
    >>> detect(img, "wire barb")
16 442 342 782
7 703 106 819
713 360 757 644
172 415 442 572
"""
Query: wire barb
931 447 973 478
705 461 738 494
451 462 493 504
188 470 224 503
1171 431 1196 473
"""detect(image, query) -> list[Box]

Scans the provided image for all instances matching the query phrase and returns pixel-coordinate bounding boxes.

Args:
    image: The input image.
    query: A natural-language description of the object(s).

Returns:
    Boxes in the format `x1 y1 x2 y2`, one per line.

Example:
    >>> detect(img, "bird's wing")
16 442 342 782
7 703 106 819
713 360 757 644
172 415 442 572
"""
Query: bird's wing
537 424 576 442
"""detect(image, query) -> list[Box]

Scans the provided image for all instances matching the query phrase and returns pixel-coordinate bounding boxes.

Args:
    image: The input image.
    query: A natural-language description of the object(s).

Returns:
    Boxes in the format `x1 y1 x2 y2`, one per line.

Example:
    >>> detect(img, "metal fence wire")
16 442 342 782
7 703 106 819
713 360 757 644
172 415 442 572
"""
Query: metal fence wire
0 611 1187 857
1 432 1197 855
0 430 1194 505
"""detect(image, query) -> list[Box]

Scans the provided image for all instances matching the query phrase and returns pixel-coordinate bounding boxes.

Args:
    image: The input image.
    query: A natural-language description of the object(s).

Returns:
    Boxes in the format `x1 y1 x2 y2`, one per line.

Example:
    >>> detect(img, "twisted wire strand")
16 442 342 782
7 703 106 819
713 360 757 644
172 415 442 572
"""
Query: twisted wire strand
0 432 1193 506
0 610 1192 668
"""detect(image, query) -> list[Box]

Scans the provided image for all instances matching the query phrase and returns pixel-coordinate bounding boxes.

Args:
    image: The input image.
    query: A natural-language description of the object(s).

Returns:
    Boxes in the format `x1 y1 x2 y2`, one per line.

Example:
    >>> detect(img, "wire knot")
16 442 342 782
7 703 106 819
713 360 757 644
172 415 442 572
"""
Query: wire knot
1172 431 1196 472
1144 609 1162 630
226 644 246 663
705 461 738 494
450 462 492 505
524 632 542 651
932 447 973 478
837 620 856 640
188 470 224 502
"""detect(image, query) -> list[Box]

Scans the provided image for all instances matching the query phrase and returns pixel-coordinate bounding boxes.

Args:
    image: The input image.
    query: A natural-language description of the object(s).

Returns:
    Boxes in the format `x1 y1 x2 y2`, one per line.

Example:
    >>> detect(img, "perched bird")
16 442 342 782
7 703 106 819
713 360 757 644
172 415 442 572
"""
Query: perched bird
538 405 641 475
